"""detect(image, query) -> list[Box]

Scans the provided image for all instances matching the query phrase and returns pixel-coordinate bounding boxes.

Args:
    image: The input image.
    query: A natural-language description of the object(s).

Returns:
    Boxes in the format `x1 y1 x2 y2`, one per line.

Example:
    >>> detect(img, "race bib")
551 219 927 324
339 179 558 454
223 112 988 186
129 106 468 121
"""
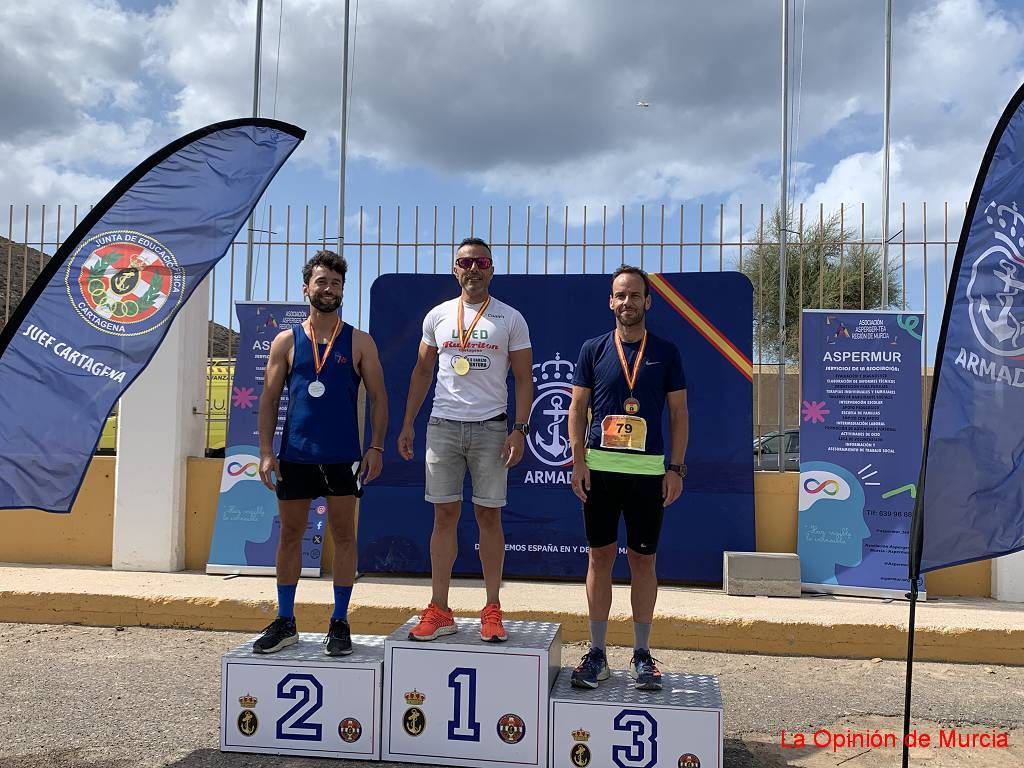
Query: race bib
600 415 648 451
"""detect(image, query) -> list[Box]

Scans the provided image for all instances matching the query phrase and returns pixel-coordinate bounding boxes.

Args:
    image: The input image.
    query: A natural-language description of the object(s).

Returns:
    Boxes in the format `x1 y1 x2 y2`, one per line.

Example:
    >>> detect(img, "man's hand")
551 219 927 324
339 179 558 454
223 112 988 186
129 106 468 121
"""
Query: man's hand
259 454 281 491
571 460 591 503
397 426 415 460
360 448 383 484
502 430 525 467
662 471 683 507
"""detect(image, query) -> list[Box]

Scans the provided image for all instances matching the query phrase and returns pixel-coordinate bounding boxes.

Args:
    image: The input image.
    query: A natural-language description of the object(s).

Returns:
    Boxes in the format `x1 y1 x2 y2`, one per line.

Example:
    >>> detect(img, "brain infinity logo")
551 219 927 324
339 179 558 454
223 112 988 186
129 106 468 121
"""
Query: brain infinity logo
803 478 839 496
227 461 259 477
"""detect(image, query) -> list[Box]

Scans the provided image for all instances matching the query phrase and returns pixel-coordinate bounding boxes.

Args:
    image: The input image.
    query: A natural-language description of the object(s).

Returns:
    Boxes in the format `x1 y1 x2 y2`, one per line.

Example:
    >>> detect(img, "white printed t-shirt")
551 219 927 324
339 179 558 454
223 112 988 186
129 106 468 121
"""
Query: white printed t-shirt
421 294 531 421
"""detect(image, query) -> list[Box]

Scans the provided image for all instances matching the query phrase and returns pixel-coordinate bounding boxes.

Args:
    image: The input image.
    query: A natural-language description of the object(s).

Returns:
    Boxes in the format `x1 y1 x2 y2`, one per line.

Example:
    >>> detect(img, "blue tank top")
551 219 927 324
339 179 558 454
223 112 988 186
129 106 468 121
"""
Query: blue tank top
279 322 362 464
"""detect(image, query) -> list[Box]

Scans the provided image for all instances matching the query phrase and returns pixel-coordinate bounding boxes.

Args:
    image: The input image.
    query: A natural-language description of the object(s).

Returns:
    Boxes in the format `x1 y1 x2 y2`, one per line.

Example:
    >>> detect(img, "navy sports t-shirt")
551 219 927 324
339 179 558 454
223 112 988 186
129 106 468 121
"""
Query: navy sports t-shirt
572 330 686 473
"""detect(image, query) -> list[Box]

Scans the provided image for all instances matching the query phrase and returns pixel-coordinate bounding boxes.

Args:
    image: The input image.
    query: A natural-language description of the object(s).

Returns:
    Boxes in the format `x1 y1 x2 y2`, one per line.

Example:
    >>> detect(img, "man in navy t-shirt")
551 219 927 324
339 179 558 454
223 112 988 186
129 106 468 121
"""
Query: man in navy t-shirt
567 265 689 691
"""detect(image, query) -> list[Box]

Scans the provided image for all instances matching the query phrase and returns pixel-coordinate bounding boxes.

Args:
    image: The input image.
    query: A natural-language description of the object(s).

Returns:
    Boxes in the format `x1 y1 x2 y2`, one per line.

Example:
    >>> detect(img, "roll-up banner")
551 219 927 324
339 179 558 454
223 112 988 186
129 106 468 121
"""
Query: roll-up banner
206 301 324 577
799 309 924 598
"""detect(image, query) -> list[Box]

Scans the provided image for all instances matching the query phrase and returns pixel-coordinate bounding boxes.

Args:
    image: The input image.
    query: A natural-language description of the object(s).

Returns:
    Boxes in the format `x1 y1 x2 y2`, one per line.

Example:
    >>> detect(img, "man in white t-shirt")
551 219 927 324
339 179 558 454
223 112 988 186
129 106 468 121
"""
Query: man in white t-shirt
398 237 533 643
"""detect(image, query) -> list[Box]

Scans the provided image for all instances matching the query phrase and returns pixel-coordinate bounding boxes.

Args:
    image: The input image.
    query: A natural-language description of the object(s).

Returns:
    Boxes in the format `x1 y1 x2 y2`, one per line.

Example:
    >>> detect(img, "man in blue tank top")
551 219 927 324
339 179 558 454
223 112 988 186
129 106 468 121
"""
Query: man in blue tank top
567 265 689 692
253 250 388 656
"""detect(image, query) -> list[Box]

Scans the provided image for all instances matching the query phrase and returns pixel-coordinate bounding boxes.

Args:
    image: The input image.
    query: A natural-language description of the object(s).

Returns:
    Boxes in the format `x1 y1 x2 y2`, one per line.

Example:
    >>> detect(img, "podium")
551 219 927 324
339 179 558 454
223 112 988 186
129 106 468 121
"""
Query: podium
221 632 384 760
381 617 562 768
548 669 723 768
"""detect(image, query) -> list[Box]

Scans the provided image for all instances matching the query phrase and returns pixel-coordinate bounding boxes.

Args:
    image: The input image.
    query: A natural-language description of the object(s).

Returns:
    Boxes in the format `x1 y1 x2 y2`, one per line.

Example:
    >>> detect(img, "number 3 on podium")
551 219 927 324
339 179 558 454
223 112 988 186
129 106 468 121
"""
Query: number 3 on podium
612 709 657 768
447 667 481 741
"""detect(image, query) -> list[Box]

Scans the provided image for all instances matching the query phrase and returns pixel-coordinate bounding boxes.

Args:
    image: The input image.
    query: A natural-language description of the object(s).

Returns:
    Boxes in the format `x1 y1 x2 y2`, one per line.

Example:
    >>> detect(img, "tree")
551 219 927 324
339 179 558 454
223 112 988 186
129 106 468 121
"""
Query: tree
740 209 903 363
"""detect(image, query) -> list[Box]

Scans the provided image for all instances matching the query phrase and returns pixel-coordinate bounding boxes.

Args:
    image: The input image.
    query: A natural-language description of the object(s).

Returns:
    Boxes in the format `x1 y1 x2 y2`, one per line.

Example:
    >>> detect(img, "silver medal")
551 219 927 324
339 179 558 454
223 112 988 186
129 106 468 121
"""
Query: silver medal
308 380 326 398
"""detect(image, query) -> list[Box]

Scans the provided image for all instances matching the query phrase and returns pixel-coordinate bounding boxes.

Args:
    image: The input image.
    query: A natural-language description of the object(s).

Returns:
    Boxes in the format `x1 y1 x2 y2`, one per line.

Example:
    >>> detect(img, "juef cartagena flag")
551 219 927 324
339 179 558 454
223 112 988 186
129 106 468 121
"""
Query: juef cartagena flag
0 118 304 513
912 84 1024 575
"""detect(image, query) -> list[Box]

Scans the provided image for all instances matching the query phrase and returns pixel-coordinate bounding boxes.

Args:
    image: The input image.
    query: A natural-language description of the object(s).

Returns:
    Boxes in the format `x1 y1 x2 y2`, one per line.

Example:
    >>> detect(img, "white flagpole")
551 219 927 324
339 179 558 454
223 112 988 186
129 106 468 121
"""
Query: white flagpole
778 0 790 471
245 0 264 301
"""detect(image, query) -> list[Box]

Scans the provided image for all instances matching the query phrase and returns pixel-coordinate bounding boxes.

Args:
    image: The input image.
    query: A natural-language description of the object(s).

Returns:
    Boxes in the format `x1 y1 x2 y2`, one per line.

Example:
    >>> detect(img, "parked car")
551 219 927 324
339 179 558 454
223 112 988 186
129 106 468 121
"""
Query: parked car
754 428 799 470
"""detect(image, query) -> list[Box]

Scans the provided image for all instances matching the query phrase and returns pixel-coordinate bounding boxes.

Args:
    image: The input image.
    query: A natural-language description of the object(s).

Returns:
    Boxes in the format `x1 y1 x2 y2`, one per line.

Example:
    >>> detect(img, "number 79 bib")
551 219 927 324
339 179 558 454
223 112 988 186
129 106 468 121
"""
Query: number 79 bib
600 415 648 451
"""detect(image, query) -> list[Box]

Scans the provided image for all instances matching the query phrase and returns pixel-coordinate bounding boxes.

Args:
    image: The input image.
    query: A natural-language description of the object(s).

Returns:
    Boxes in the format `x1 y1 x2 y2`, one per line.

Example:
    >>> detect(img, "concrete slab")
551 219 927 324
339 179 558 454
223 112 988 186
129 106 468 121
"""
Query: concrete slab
723 552 801 597
0 563 1022 665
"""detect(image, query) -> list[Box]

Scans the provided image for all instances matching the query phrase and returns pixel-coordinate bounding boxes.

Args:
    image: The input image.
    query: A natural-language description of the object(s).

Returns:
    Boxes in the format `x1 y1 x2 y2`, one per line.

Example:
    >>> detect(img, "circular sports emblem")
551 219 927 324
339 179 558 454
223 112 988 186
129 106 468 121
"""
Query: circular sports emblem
338 717 362 743
967 201 1024 356
678 753 701 768
237 709 258 737
403 707 426 737
65 230 184 336
496 713 526 744
571 742 592 767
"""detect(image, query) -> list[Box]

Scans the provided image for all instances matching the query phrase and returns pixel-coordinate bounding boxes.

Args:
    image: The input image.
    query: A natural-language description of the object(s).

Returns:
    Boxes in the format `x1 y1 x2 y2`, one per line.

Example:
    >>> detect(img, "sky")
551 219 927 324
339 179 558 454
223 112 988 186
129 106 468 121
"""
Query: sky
3 0 1024 351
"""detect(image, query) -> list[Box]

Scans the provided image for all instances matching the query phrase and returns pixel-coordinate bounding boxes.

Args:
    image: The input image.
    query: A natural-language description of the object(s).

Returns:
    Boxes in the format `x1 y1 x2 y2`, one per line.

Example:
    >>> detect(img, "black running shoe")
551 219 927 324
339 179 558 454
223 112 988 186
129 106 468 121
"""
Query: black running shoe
323 618 353 656
252 617 298 654
630 648 663 691
570 647 610 689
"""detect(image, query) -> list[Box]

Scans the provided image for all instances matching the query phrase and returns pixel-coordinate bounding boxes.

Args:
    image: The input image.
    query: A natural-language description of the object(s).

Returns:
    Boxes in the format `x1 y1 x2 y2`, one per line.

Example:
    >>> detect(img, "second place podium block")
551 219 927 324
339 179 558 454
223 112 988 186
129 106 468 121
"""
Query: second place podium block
382 617 562 768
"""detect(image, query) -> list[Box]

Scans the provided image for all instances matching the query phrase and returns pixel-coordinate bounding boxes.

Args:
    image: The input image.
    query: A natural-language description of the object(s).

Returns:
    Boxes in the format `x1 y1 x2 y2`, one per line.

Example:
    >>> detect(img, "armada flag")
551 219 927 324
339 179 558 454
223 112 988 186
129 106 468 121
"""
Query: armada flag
0 119 304 513
911 84 1024 575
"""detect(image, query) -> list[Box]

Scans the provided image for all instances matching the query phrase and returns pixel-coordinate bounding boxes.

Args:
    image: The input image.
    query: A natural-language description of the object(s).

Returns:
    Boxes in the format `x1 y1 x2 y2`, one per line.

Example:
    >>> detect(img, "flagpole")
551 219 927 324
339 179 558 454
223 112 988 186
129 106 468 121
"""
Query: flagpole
881 0 892 308
777 0 790 471
901 579 919 767
337 0 351 257
244 0 264 301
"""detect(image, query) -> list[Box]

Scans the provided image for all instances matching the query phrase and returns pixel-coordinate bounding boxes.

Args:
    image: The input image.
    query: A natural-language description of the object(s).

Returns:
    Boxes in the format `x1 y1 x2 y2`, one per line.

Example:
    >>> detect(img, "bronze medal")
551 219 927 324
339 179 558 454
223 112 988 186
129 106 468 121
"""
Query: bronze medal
623 397 640 414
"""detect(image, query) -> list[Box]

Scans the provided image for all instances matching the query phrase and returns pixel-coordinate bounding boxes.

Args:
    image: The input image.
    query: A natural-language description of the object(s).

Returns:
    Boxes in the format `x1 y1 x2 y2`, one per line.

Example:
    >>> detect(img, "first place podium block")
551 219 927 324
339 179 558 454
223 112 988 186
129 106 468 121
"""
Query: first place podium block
221 633 385 760
549 669 723 768
382 617 562 768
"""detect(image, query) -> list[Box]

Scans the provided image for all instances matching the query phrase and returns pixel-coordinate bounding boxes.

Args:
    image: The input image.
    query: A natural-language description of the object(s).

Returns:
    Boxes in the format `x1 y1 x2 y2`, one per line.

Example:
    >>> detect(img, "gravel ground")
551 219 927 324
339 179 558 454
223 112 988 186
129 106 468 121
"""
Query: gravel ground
0 623 1021 767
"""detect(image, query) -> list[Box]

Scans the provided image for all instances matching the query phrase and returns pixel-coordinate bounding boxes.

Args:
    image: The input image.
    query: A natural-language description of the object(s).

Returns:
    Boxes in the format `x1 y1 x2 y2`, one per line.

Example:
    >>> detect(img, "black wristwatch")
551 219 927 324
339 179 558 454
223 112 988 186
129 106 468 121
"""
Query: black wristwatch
512 422 530 436
667 463 687 478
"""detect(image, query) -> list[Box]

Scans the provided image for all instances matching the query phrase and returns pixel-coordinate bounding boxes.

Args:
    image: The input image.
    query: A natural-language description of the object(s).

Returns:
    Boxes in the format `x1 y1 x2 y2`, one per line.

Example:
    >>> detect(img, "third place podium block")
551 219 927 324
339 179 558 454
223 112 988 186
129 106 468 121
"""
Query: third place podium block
549 669 723 768
382 617 562 768
221 632 384 760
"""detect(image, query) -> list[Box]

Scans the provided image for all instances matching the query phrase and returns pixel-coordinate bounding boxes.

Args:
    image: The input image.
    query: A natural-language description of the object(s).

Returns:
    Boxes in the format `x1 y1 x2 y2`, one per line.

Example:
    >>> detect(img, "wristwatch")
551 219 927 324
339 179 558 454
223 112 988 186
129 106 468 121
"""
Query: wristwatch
512 422 531 436
667 463 687 478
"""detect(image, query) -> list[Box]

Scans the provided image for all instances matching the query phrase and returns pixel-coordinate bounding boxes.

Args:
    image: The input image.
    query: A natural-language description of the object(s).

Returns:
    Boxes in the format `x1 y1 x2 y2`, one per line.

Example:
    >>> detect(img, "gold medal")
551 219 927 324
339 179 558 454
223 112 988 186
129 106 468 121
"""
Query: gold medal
452 356 471 376
624 397 640 414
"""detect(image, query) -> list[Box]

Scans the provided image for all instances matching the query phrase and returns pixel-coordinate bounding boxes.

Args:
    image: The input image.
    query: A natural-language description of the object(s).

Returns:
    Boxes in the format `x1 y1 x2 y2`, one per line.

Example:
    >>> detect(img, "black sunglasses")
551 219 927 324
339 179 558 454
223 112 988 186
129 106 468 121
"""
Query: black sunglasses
455 255 493 270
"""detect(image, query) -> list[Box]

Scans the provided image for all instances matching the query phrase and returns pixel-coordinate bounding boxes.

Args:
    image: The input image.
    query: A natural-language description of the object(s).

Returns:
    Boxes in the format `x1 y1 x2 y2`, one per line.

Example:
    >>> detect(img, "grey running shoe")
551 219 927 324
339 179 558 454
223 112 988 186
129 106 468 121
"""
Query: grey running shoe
323 618 353 656
252 617 298 654
570 647 610 689
630 648 663 691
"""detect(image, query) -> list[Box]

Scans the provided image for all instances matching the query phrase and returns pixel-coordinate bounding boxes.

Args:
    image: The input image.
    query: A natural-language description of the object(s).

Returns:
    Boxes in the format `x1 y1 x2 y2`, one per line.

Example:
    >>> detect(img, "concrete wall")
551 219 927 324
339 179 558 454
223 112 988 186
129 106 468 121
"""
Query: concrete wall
0 457 115 566
3 457 992 597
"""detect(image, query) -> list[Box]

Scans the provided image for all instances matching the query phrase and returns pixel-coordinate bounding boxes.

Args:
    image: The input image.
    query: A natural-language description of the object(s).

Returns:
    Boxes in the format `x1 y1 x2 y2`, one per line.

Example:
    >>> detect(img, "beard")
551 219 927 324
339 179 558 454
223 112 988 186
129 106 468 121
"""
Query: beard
616 307 645 326
310 293 341 313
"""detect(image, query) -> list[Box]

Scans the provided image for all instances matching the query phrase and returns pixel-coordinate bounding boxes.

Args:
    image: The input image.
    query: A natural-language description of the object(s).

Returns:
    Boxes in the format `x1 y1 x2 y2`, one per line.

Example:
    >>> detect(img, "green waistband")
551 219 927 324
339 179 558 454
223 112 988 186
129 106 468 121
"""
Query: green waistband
585 448 664 475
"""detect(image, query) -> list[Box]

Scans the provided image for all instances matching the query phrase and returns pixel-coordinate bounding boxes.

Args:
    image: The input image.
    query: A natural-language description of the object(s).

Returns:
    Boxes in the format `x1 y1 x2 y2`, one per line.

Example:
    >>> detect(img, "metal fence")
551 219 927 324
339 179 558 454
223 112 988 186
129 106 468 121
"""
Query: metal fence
0 201 966 453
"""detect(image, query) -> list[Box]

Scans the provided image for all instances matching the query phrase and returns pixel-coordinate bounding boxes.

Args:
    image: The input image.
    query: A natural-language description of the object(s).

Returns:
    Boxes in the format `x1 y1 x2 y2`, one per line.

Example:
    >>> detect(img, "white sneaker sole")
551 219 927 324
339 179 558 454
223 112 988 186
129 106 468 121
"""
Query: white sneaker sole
252 633 298 654
408 624 457 641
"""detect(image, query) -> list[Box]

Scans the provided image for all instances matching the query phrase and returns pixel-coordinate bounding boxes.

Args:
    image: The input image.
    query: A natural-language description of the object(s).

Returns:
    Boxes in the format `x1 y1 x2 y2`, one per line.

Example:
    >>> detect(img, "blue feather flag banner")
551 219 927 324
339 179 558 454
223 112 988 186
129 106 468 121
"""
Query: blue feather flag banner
912 84 1024 575
0 119 304 513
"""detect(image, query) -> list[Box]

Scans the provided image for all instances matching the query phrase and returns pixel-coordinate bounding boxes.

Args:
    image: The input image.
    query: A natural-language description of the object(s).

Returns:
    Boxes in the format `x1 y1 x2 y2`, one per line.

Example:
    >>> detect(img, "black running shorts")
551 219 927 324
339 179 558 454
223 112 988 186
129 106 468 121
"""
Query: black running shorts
582 469 665 555
275 459 362 500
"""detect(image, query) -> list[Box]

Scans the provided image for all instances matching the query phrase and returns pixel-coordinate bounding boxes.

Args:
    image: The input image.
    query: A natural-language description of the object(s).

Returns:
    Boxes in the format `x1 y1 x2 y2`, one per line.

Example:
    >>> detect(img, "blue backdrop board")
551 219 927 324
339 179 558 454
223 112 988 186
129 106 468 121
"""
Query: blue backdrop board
206 302 324 576
798 310 924 598
358 272 754 583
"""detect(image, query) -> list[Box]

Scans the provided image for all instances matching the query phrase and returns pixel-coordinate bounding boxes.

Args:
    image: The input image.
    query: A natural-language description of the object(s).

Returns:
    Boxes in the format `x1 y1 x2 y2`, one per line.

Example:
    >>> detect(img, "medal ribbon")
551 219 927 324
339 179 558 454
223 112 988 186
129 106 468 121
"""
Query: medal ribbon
457 297 491 350
310 317 342 380
613 329 648 393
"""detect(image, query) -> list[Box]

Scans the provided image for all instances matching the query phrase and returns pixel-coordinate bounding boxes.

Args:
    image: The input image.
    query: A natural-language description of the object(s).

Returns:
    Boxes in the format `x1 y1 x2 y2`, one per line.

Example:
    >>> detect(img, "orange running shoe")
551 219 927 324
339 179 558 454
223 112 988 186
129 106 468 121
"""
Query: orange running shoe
408 603 457 641
479 603 508 642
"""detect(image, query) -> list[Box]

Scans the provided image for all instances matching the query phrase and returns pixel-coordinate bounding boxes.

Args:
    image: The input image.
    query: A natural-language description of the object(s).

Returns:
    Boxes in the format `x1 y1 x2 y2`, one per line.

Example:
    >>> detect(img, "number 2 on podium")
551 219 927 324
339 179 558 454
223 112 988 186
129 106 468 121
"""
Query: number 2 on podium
447 667 481 741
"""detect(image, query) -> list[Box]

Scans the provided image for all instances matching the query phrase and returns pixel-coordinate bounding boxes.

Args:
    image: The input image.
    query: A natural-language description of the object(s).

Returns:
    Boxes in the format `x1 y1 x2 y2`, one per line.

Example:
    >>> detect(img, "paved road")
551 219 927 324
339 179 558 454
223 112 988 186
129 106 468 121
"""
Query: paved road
1 623 1021 767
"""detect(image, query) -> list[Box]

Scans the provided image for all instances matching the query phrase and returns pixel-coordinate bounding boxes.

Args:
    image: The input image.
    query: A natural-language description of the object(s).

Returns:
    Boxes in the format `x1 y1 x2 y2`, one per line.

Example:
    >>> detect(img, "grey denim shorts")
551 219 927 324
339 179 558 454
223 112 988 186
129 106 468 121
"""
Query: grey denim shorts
424 416 508 508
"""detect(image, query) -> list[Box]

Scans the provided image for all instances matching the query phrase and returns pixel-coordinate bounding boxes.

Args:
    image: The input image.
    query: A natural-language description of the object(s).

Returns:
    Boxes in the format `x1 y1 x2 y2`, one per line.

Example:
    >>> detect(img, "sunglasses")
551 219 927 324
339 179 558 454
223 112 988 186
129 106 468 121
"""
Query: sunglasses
455 255 493 270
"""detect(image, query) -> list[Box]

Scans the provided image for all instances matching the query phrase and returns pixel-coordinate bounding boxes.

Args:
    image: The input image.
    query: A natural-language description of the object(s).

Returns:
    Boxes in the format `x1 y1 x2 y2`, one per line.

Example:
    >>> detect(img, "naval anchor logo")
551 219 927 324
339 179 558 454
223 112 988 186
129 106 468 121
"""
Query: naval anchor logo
968 201 1024 356
527 352 575 467
237 693 258 736
65 230 184 336
402 689 426 736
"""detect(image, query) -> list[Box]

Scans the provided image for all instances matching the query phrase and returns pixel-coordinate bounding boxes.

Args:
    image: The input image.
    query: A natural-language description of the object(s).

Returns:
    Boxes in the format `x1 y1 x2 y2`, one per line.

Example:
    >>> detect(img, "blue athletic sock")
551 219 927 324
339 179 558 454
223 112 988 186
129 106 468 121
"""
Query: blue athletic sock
277 584 297 620
332 585 353 621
